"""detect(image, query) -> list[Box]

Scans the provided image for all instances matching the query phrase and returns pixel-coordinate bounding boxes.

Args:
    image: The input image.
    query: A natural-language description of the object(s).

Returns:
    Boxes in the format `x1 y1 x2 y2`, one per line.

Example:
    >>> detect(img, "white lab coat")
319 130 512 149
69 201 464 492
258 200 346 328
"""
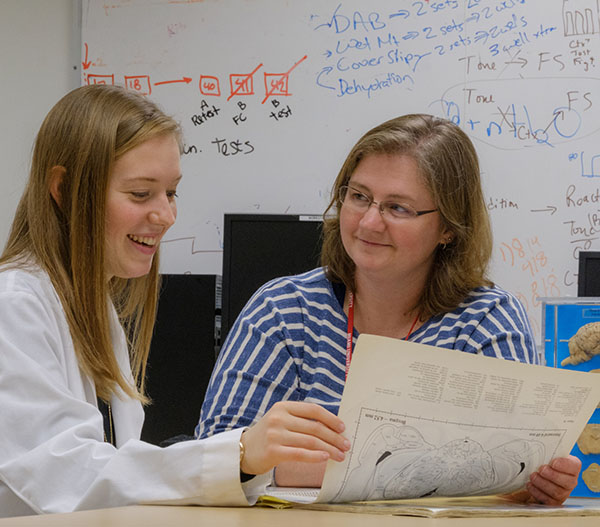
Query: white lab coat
0 265 269 517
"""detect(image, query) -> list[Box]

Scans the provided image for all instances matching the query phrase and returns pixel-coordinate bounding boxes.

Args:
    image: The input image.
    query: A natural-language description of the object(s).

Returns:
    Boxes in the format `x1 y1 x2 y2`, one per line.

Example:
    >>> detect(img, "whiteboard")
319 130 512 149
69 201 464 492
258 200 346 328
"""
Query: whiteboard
81 0 600 340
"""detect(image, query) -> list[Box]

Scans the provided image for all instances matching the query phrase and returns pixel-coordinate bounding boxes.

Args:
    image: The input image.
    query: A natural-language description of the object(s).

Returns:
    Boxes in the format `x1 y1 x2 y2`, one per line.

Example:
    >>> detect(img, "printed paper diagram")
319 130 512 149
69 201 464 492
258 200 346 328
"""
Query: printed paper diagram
314 335 600 503
332 412 552 502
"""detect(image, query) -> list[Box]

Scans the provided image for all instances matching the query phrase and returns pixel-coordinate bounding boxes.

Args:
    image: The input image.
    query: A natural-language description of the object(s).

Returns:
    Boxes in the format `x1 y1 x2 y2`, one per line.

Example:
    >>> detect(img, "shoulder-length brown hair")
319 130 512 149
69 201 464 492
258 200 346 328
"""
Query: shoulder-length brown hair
1 84 182 402
321 114 493 320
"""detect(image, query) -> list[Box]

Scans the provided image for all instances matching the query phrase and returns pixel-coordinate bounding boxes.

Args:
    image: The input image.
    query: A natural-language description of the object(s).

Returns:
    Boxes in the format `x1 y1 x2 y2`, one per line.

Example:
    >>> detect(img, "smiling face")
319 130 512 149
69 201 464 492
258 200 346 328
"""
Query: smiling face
340 153 449 289
104 134 181 280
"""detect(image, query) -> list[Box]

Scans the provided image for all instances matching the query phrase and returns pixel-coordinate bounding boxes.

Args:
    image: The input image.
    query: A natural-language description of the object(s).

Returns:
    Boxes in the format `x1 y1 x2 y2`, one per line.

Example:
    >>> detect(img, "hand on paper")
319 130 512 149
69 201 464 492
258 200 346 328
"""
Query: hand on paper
506 455 581 506
239 401 350 476
526 455 581 505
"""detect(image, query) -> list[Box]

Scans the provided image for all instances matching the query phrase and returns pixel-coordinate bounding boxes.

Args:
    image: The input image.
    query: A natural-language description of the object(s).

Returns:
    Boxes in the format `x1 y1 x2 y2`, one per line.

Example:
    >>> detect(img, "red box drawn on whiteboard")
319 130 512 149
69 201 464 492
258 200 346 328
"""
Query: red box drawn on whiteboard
199 76 220 96
261 56 306 104
86 74 115 86
227 64 263 101
229 74 254 97
124 75 152 95
264 73 289 97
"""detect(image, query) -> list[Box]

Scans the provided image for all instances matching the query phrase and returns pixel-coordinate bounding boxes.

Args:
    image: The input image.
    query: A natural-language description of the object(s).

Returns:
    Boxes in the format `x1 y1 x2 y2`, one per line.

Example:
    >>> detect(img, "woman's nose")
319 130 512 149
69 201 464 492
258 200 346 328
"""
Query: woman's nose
359 202 385 230
149 197 176 228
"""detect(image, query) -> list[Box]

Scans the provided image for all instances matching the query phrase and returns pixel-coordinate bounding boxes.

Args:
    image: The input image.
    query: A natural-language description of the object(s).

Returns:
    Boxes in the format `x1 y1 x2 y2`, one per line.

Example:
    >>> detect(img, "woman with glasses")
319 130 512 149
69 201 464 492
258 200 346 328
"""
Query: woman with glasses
198 114 580 504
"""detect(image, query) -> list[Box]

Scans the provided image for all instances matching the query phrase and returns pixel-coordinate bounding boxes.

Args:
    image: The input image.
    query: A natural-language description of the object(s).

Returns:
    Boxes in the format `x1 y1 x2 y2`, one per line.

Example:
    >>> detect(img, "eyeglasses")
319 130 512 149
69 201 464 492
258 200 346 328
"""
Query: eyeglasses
338 185 438 221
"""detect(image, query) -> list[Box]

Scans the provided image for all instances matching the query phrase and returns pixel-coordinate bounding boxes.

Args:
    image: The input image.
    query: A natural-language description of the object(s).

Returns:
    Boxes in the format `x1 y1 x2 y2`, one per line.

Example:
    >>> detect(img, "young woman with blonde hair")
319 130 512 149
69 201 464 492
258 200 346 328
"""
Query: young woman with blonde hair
0 84 349 517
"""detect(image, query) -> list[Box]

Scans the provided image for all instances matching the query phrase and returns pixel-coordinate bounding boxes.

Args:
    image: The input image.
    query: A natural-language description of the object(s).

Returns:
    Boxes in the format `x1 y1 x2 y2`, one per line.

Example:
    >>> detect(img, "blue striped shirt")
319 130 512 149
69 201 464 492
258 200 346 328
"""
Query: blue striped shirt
197 267 537 438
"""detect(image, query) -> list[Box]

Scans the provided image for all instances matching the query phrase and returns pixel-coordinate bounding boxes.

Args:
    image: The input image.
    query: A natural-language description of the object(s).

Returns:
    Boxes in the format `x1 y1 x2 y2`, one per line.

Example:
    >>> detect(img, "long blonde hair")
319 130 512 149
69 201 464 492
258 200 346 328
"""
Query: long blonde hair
1 84 182 402
321 114 493 320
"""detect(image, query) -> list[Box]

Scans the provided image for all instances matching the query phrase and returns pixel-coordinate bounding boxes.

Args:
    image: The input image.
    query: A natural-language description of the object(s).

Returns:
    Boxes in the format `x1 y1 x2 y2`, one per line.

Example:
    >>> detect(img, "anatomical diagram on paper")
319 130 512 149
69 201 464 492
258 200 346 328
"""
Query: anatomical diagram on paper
326 411 549 502
316 334 600 503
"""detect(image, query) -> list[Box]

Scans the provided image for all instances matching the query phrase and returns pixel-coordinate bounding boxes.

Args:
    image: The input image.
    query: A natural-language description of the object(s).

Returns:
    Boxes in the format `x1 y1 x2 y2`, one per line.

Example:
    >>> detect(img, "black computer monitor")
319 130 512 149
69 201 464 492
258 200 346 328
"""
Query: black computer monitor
221 213 323 345
577 251 600 296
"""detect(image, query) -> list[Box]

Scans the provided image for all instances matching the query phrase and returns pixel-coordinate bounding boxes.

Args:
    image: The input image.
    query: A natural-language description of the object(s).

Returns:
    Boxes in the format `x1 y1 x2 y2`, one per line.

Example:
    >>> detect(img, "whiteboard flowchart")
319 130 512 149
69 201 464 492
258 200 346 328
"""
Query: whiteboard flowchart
82 0 600 340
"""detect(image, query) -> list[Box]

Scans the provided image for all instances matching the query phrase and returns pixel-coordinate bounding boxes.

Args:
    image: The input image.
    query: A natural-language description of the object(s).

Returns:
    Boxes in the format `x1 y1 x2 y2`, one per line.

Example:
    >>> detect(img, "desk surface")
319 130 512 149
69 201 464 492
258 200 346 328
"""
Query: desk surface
1 505 600 527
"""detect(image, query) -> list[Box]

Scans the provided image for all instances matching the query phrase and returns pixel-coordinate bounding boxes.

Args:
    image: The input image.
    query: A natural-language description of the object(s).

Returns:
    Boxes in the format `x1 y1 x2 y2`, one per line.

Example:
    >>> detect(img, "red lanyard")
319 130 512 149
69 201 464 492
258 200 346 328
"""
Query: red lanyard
345 292 419 380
